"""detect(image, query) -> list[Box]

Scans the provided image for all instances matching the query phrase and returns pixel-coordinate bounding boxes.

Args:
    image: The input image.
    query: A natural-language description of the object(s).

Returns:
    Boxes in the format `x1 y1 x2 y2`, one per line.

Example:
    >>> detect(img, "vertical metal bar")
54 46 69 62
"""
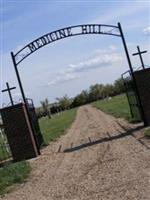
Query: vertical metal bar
118 23 147 126
121 76 134 118
137 46 145 69
11 52 27 106
118 23 134 74
6 82 14 106
10 52 40 154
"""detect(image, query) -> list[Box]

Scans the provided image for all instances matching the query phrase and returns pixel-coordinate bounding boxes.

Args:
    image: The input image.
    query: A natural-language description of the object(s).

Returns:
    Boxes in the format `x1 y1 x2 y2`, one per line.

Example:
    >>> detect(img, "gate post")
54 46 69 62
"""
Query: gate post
118 23 147 126
121 72 134 118
11 52 41 154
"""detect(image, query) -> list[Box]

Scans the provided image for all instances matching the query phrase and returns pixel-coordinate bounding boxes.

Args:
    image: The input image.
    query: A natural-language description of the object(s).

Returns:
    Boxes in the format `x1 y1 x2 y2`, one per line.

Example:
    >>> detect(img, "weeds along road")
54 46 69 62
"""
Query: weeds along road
2 105 150 200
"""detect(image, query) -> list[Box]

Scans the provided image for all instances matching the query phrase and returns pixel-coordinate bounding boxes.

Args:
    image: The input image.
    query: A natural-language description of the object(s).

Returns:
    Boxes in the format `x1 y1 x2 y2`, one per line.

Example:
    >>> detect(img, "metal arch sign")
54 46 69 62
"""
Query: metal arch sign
14 24 120 65
10 22 147 134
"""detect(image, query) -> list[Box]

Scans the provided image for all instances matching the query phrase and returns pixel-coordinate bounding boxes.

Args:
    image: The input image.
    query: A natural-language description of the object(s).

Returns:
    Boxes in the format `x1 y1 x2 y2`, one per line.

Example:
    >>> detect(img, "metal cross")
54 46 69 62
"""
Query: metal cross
132 46 147 69
1 82 16 106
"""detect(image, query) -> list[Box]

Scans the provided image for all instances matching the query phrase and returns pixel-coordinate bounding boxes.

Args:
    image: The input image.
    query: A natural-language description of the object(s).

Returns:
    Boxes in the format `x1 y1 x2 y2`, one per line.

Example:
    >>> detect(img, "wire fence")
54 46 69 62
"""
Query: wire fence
0 125 12 164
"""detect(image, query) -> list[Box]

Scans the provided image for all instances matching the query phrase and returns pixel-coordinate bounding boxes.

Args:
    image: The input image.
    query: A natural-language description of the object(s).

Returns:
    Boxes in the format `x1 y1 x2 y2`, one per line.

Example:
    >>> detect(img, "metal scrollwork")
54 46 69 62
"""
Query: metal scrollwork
14 24 121 66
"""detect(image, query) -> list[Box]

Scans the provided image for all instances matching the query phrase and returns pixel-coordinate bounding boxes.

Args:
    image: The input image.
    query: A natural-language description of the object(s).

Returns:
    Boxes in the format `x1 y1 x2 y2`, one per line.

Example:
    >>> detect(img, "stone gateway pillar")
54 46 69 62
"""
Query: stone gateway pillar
134 68 150 126
0 103 40 161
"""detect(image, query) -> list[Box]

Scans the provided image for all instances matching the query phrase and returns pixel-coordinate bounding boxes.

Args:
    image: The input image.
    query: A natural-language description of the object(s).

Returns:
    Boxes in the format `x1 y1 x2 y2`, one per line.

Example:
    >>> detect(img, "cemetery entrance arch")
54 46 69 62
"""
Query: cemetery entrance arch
10 23 146 128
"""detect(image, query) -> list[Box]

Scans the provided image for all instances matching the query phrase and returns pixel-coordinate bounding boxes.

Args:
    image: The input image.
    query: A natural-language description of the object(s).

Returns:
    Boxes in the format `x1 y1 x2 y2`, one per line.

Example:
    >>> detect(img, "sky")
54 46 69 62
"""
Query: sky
0 0 150 107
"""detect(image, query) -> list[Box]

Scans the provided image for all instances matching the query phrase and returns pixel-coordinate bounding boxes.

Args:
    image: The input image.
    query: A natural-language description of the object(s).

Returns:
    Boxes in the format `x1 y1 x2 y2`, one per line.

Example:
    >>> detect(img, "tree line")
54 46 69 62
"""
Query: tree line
36 78 125 118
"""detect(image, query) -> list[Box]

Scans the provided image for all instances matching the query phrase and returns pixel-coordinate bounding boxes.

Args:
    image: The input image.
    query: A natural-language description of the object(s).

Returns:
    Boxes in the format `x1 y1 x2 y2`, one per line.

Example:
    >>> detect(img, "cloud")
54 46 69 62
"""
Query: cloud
47 46 122 86
48 73 80 86
64 48 122 74
143 27 150 35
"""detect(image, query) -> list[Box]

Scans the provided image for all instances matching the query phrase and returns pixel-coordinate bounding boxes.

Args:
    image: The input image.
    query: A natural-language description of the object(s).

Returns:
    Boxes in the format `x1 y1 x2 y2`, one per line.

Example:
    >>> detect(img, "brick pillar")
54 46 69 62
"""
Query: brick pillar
134 68 150 126
0 103 39 161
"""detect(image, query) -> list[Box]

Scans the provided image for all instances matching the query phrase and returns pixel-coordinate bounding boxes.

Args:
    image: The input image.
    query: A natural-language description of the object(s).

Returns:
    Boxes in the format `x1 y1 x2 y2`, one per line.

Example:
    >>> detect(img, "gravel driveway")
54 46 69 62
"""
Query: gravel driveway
1 105 150 200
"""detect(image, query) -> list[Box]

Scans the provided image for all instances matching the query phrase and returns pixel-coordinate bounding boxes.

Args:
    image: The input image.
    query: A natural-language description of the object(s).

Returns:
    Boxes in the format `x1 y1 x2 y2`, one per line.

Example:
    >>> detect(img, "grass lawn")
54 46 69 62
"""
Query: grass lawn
0 137 11 161
92 94 132 121
0 161 31 195
39 108 77 145
0 148 11 162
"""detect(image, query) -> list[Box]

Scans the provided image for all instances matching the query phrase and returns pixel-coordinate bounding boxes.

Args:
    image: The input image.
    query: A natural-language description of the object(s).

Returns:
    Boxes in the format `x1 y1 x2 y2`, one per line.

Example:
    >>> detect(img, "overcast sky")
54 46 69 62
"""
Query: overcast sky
0 0 150 107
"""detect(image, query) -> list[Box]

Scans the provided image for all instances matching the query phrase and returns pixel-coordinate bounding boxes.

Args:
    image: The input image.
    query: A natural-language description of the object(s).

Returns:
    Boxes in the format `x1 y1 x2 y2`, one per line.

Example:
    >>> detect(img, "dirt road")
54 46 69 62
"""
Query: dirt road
2 105 150 200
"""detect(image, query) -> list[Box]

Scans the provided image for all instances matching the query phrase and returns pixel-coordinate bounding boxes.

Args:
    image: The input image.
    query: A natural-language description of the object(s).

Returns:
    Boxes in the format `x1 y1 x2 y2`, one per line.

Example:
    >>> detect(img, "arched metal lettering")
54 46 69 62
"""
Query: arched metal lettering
14 24 120 65
10 22 147 131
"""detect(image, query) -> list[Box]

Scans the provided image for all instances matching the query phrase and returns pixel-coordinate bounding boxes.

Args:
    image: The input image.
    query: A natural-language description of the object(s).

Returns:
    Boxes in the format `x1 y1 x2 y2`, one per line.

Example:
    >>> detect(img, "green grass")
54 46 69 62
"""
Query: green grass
92 94 132 121
0 161 31 195
39 108 77 144
0 148 11 161
0 137 11 161
144 128 150 137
